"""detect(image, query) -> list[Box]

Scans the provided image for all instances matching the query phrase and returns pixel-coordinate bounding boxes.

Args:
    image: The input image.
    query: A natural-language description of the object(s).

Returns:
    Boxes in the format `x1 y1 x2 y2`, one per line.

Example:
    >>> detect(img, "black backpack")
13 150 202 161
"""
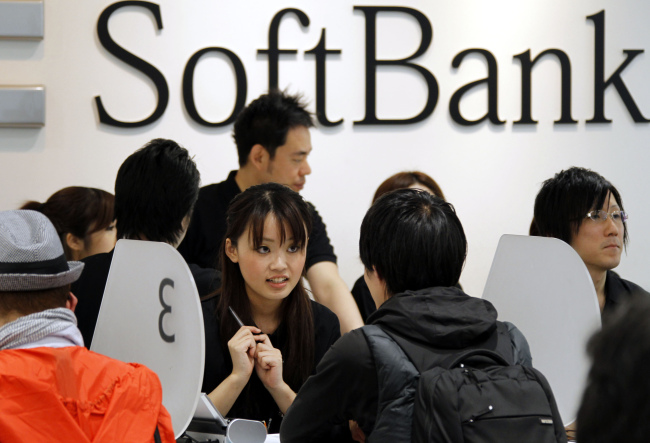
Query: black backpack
363 325 567 443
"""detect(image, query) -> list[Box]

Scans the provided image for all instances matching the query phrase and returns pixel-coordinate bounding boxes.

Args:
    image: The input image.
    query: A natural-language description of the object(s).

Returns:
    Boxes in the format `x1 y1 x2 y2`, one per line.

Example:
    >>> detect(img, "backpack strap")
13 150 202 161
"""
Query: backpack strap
362 325 419 443
493 321 517 365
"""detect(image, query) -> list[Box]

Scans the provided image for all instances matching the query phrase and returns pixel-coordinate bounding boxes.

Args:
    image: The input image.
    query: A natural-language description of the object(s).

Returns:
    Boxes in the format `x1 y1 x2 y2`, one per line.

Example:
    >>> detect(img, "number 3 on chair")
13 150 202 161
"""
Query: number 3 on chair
158 278 176 343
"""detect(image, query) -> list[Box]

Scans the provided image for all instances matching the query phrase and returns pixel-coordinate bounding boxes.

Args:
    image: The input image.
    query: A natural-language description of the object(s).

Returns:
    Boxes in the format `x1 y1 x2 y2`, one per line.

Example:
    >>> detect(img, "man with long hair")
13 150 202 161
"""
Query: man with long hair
533 167 648 320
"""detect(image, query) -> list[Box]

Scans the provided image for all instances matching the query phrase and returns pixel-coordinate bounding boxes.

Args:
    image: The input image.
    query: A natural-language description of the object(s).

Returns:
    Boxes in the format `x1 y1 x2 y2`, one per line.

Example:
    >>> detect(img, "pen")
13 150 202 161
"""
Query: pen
230 306 262 336
229 306 245 328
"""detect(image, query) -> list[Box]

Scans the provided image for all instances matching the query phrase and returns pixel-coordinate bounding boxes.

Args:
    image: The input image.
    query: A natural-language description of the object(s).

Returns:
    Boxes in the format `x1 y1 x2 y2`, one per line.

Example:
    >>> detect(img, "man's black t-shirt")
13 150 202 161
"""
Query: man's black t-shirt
177 170 337 270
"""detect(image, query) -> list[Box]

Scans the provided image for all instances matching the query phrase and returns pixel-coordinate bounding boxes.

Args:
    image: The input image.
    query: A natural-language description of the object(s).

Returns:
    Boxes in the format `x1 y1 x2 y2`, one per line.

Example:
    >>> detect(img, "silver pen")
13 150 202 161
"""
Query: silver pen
228 306 245 327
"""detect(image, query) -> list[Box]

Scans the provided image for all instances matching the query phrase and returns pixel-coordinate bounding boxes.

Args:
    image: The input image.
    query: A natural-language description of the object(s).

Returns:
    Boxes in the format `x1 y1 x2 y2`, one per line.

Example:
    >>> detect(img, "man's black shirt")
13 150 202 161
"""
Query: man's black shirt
177 170 337 270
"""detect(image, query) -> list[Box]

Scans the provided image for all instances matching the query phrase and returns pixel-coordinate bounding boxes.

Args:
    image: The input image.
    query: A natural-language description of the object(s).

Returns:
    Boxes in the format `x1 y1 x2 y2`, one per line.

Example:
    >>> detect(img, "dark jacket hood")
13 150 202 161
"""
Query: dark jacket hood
367 286 499 349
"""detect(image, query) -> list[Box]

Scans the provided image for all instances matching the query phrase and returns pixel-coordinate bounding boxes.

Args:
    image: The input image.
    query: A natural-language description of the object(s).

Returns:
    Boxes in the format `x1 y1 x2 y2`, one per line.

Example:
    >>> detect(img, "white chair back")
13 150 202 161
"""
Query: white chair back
482 234 601 425
91 239 205 438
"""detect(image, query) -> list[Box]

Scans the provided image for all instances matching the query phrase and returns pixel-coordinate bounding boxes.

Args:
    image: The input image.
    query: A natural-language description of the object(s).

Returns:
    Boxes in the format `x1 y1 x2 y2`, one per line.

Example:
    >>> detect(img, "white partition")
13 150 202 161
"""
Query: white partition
91 239 205 438
482 234 601 426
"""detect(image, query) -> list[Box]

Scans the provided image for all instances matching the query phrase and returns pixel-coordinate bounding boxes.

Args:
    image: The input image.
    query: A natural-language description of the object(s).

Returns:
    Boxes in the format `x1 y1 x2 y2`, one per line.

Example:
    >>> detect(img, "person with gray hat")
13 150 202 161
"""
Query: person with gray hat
0 209 175 442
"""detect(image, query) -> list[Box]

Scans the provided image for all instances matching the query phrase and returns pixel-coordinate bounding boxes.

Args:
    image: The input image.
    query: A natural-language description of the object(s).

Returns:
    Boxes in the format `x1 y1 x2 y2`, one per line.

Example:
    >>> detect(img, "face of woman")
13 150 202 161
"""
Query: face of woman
226 215 307 308
79 221 117 260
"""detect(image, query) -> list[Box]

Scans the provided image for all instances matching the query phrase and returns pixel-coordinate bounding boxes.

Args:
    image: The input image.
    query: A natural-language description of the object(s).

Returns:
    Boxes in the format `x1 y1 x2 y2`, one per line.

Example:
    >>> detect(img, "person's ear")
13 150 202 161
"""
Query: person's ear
66 233 84 253
225 238 239 263
249 144 270 172
66 292 78 312
65 233 85 261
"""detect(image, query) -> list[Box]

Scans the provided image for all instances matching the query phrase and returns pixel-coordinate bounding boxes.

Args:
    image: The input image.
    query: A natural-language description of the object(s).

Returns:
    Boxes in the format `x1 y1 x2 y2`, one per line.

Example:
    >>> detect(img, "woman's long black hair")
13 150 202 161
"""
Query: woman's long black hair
217 182 314 390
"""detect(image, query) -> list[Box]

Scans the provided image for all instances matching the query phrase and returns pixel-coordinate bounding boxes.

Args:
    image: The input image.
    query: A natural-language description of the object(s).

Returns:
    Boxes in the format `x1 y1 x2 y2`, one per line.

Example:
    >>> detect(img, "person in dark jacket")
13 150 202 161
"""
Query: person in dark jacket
350 170 455 322
280 189 531 442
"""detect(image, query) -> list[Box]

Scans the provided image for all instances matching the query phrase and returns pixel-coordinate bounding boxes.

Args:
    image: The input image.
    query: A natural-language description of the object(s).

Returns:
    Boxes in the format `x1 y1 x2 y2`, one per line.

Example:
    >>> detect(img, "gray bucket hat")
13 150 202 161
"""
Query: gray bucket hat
0 210 84 291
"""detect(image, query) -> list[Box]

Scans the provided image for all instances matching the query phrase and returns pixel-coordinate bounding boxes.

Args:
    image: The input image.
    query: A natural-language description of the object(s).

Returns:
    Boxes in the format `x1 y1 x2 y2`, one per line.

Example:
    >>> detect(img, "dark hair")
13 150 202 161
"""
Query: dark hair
576 297 650 442
21 187 114 260
233 90 314 167
115 138 200 245
0 284 71 316
528 217 540 236
373 171 445 203
217 182 314 389
360 189 467 297
533 167 628 247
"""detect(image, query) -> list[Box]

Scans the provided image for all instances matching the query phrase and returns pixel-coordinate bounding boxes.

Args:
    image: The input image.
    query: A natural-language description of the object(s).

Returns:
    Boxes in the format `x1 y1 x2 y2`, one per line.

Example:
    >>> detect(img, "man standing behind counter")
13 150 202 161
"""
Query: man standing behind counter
178 90 363 333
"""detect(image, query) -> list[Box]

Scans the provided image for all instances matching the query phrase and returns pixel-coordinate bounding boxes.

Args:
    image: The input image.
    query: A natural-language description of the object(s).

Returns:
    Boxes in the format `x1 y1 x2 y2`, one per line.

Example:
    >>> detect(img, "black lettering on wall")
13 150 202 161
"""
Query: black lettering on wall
514 49 576 125
182 48 247 127
258 8 310 91
587 10 649 123
449 49 504 126
95 1 169 128
305 29 342 127
354 6 438 125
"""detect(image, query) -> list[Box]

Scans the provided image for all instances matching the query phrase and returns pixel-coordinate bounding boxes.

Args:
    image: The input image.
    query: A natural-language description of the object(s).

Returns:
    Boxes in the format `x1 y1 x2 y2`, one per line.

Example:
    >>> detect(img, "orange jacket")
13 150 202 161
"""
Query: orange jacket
0 346 175 442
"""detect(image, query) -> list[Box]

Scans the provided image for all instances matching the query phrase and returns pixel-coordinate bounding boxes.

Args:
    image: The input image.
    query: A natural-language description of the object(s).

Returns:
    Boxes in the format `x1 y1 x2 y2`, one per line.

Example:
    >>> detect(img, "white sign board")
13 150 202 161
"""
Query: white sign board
482 234 601 425
3 1 650 303
91 239 205 438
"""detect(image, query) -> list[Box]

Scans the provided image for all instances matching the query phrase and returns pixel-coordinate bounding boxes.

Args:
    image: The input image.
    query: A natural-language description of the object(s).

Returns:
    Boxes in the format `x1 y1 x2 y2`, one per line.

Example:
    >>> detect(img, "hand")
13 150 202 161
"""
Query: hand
565 420 577 441
254 334 284 390
227 326 265 381
349 421 366 442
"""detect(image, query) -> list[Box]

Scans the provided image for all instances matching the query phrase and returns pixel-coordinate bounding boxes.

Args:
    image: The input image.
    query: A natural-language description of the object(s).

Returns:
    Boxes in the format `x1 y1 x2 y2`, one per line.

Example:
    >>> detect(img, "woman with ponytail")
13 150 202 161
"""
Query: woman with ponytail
21 187 116 261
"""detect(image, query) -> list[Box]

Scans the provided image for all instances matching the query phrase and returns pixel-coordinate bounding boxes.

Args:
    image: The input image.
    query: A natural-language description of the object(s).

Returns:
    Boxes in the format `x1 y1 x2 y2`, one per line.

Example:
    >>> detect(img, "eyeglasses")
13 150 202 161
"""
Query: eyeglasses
585 210 628 223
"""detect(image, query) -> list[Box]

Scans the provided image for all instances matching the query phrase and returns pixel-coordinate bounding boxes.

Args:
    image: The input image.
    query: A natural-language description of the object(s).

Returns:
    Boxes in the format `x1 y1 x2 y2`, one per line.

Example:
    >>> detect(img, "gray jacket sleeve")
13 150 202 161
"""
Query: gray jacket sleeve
503 321 533 367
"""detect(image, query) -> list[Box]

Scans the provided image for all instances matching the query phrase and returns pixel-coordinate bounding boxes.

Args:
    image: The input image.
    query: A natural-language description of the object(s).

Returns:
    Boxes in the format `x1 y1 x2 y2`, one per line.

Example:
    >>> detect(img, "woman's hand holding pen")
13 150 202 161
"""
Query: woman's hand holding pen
226 306 296 414
209 324 268 417
227 326 265 381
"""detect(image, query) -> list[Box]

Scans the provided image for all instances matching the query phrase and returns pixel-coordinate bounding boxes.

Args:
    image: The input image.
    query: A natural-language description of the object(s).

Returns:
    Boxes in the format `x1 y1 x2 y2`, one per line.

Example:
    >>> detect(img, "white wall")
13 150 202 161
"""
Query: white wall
1 0 649 298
